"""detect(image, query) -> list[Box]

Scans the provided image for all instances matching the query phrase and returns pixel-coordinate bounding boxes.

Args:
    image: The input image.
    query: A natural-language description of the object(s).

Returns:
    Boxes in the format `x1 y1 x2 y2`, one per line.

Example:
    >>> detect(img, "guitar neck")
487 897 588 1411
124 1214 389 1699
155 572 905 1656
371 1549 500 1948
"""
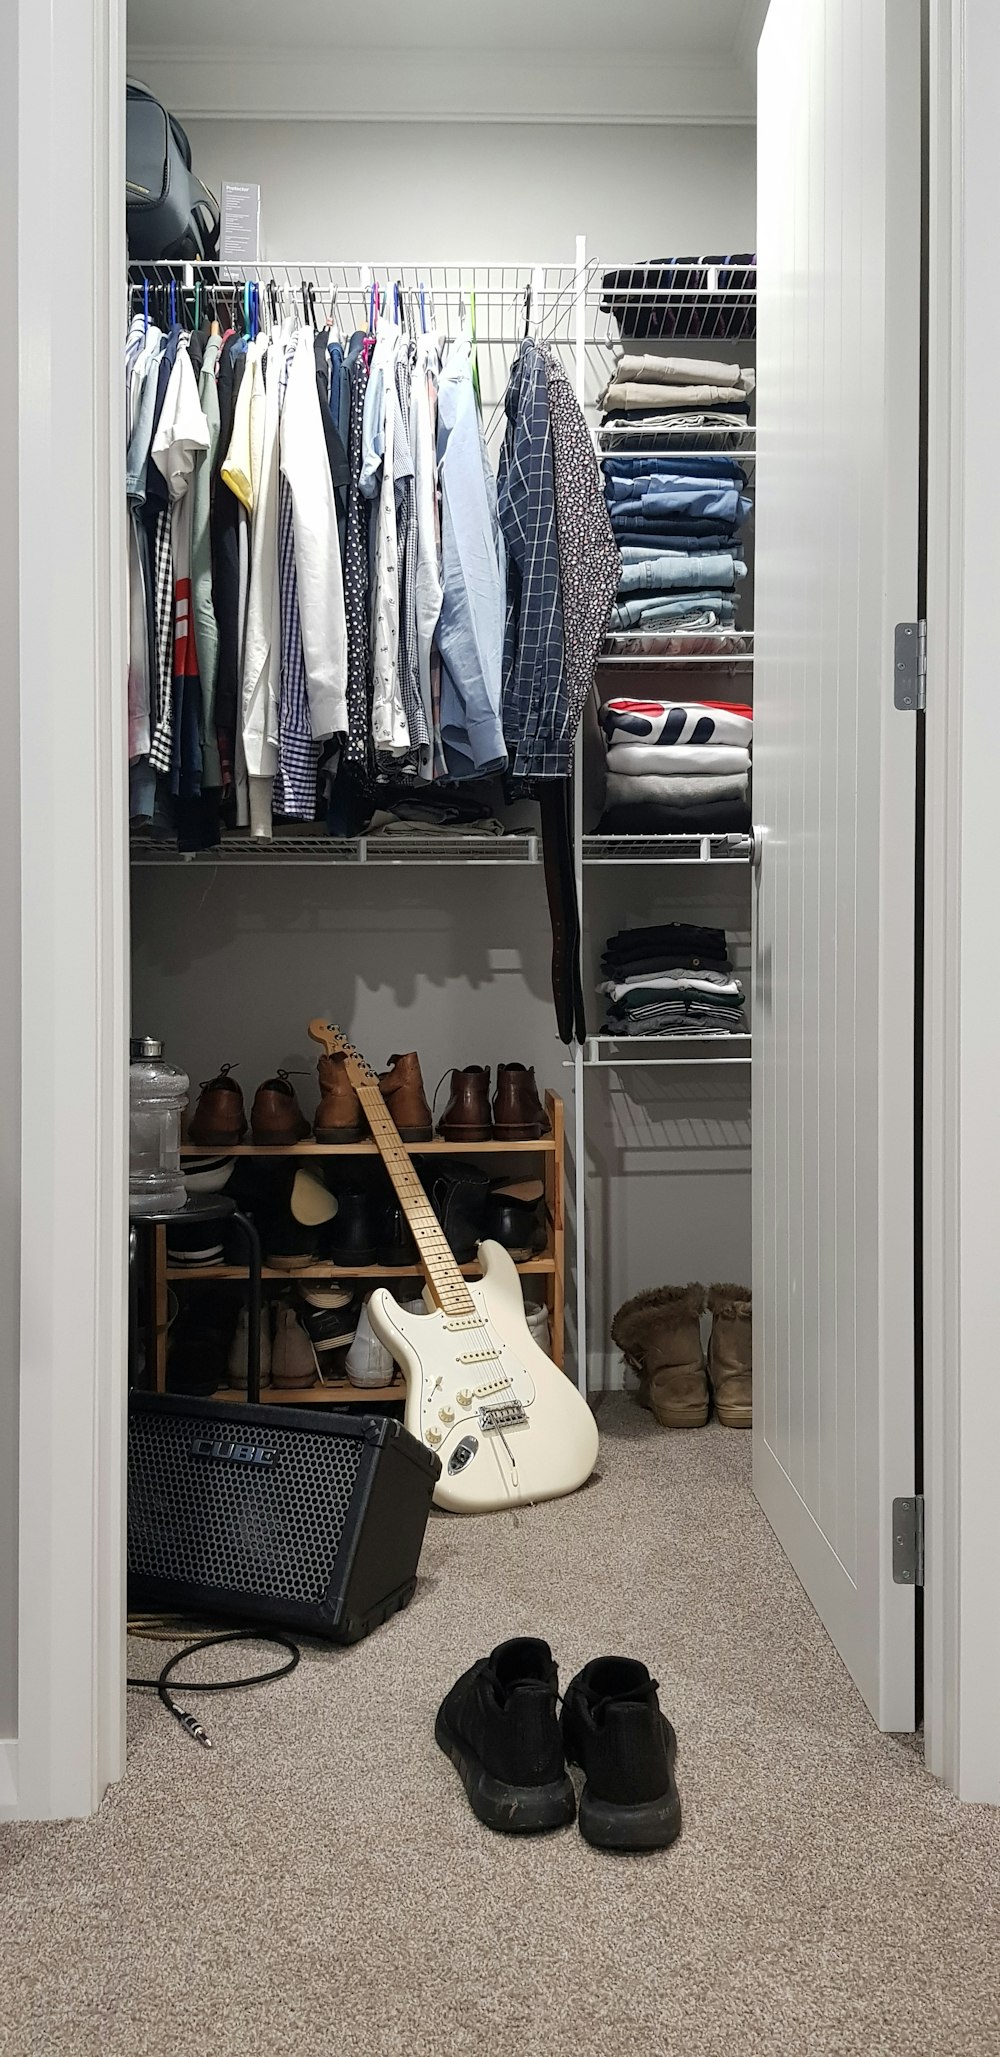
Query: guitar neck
354 1083 477 1317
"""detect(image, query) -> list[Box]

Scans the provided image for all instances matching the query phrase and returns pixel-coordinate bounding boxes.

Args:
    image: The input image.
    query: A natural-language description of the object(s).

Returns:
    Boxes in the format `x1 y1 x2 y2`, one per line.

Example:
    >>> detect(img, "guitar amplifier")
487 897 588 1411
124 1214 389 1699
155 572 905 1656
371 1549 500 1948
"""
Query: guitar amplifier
128 1392 440 1642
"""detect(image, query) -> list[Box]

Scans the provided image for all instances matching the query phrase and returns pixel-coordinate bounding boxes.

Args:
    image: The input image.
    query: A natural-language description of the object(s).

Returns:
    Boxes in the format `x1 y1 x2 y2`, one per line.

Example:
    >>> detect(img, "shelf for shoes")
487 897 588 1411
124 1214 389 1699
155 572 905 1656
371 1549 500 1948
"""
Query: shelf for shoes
181 1135 557 1156
130 829 541 867
206 1380 404 1406
149 1093 565 1387
165 1251 558 1282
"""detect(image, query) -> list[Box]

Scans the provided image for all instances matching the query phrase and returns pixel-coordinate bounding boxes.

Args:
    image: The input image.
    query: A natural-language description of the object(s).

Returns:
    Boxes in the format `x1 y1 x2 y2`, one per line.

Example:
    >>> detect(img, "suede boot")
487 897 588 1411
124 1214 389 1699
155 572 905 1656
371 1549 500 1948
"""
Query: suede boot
611 1283 709 1428
706 1284 752 1428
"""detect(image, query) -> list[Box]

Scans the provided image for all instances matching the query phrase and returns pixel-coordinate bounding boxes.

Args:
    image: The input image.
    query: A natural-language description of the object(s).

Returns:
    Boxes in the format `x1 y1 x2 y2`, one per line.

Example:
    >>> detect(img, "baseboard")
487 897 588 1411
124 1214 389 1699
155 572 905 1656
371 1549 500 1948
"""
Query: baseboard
0 1739 18 1819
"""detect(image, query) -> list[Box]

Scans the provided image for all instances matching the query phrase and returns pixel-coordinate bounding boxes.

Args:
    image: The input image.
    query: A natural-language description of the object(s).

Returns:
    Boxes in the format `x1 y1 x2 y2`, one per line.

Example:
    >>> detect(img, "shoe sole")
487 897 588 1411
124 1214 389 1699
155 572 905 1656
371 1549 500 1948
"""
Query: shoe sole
396 1126 433 1143
328 1249 378 1269
650 1403 711 1429
251 1132 311 1148
437 1127 492 1143
492 1126 550 1142
715 1404 752 1428
186 1130 245 1150
314 1126 367 1144
435 1708 576 1836
575 1729 681 1853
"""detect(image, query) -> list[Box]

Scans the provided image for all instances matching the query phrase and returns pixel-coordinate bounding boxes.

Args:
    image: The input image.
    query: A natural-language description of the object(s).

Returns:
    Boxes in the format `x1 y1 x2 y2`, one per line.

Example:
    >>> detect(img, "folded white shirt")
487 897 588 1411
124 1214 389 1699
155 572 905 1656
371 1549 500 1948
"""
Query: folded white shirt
605 742 750 777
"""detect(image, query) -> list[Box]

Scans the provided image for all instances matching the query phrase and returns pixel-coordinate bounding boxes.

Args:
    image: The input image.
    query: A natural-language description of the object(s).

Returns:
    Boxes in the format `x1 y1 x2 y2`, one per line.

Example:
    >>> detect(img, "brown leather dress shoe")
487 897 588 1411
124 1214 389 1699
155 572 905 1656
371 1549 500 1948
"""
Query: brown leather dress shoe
379 1051 433 1142
315 1052 367 1143
250 1073 311 1147
188 1064 247 1148
492 1063 550 1140
438 1065 492 1143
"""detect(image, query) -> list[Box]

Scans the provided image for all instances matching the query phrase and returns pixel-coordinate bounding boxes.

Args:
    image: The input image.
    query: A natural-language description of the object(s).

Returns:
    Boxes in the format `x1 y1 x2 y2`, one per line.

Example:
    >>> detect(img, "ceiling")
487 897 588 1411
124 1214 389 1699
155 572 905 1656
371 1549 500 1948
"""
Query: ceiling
127 0 769 124
128 0 762 61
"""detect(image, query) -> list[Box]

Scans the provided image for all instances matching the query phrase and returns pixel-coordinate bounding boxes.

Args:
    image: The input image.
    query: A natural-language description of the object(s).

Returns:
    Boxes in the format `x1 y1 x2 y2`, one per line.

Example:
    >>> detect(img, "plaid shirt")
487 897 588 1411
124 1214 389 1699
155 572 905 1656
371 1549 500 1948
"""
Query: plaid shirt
497 340 567 777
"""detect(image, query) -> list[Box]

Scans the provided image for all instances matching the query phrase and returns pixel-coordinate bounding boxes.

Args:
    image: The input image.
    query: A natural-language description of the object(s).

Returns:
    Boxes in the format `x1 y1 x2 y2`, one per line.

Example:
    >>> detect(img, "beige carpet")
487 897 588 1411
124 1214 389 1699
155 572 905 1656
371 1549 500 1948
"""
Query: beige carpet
2 1400 998 2057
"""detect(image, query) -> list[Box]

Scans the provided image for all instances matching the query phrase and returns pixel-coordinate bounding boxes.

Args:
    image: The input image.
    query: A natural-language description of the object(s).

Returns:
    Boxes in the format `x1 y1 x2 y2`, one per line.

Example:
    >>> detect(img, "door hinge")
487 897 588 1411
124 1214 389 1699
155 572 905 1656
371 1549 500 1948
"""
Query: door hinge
894 620 926 710
892 1496 925 1586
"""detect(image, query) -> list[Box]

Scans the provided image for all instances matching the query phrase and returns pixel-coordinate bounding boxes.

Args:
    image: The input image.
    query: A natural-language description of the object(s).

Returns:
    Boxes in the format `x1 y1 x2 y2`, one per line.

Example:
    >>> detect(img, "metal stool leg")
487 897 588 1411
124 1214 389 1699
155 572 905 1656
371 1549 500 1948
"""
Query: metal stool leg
232 1209 263 1403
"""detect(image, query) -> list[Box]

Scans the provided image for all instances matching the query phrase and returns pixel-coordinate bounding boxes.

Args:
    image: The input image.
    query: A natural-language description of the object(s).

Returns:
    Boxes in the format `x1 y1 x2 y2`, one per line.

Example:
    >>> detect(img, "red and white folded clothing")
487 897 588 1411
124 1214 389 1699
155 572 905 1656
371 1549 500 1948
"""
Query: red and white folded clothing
605 741 750 778
600 698 753 747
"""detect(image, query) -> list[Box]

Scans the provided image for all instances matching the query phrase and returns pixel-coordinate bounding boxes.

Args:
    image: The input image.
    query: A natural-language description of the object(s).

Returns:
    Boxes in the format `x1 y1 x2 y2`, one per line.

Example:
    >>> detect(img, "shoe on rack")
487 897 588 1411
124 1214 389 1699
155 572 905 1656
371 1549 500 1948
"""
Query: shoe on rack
611 1283 709 1428
561 1657 681 1852
187 1063 247 1149
264 1214 321 1272
377 1197 419 1269
290 1168 338 1227
379 1052 433 1142
523 1296 552 1357
325 1188 379 1269
270 1302 318 1388
298 1291 360 1365
166 1218 226 1268
298 1278 356 1313
435 1638 576 1836
706 1283 752 1427
431 1167 490 1263
250 1072 311 1147
226 1302 272 1390
485 1178 547 1259
345 1292 425 1388
438 1066 492 1143
315 1052 367 1144
492 1063 550 1141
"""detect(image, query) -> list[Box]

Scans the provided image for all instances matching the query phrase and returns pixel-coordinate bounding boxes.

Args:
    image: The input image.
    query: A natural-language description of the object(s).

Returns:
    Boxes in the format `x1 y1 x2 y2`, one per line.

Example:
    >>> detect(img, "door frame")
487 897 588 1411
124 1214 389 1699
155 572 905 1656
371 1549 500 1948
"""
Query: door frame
3 0 996 1822
921 0 1000 1804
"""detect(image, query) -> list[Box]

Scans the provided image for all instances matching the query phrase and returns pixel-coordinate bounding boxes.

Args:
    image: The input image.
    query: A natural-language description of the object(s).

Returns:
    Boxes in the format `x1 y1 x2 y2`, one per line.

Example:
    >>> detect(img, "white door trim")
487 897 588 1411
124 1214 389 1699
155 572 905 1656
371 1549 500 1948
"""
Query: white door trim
923 0 1000 1804
10 0 128 1821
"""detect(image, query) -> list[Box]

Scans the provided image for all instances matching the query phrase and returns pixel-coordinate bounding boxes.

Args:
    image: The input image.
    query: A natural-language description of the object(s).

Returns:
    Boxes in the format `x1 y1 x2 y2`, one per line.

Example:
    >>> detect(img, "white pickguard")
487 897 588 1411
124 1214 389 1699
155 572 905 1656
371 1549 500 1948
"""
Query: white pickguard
367 1240 599 1513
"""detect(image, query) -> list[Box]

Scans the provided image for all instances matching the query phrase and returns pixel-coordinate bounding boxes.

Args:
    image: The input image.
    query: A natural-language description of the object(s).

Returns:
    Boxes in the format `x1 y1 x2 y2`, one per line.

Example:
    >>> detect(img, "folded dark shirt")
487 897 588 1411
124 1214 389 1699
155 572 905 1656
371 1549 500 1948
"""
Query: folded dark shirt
597 796 752 834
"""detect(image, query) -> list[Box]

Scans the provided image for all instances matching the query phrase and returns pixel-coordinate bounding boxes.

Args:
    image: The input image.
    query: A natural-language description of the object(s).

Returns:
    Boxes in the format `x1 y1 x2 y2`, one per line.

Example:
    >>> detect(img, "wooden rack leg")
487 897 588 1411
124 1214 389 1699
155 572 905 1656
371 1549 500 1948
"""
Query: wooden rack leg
545 1089 565 1372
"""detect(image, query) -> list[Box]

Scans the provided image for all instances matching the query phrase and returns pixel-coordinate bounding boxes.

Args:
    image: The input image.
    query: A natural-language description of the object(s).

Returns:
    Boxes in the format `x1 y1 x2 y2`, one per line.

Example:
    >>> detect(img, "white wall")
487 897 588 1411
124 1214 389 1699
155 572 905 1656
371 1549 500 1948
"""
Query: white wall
129 115 756 1383
183 118 758 265
0 0 21 1766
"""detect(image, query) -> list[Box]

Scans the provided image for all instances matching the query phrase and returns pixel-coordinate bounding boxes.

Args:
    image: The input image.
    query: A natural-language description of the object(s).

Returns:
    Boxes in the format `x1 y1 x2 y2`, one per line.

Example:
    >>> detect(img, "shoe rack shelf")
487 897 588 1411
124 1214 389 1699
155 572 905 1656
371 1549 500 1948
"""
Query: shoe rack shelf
151 1090 566 1397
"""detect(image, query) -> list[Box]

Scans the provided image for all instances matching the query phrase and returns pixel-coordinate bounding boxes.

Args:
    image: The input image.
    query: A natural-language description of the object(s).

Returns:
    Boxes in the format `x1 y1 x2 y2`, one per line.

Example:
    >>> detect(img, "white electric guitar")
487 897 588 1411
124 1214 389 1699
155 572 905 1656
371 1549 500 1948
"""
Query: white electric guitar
308 1021 599 1514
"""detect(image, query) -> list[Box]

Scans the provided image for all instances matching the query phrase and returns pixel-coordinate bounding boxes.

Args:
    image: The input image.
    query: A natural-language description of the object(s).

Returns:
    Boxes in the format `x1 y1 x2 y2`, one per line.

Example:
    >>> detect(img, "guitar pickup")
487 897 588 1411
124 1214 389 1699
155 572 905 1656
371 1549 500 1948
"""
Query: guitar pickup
457 1349 502 1366
478 1402 528 1433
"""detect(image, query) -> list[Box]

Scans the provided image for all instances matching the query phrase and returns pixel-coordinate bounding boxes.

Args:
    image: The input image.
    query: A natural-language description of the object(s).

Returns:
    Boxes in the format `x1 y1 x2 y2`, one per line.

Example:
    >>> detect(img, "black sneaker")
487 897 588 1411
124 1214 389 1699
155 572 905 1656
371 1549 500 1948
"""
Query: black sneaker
561 1657 681 1851
299 1293 360 1359
435 1638 576 1835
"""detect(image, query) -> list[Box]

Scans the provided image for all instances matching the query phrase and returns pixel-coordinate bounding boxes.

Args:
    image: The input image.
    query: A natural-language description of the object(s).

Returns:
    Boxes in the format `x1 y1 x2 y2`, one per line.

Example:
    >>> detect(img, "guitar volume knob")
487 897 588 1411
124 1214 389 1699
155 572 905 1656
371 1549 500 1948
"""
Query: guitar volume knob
456 1389 473 1409
439 1406 455 1425
426 1427 442 1447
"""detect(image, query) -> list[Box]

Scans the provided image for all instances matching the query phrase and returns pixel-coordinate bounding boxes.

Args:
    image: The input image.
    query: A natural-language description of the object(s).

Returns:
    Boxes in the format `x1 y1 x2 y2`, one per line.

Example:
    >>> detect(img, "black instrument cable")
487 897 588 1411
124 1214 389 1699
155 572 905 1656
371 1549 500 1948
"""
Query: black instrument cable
128 1626 300 1749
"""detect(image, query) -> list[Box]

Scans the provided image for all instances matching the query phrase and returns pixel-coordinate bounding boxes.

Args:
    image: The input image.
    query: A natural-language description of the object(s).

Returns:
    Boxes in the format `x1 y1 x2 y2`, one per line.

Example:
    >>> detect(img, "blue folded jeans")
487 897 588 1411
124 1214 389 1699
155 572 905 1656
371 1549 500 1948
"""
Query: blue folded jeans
617 552 745 593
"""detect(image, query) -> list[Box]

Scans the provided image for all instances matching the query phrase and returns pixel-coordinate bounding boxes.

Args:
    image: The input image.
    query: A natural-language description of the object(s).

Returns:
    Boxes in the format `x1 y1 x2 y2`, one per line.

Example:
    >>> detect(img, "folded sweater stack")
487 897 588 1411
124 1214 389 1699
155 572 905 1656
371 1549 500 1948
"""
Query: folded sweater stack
601 922 748 1038
597 696 753 833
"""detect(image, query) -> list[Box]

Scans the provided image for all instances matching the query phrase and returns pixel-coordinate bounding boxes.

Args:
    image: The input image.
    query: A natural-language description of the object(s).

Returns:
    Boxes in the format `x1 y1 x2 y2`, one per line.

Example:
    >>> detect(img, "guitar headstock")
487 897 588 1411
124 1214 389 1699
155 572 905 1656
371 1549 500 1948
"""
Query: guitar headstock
307 1018 379 1088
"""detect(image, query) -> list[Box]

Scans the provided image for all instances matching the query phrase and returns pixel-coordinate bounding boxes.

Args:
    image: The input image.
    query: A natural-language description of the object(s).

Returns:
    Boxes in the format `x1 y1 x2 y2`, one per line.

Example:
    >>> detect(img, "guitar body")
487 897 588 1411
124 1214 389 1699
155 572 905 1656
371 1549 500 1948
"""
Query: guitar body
369 1241 599 1514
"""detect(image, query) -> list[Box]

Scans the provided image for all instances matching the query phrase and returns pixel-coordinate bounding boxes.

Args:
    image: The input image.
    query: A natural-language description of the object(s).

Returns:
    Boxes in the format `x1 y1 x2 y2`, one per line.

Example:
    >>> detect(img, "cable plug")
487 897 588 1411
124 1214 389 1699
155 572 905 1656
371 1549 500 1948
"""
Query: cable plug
170 1705 213 1749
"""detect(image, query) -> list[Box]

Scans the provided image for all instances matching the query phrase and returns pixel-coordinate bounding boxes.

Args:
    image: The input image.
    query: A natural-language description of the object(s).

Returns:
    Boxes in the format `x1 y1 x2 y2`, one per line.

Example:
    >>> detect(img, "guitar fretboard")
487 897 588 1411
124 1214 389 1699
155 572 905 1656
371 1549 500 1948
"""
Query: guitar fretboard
354 1081 478 1318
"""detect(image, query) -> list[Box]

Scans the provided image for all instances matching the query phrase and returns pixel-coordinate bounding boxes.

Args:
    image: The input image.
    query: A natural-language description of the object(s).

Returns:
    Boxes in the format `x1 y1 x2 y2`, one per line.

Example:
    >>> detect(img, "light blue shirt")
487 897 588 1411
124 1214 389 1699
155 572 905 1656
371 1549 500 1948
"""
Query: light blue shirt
435 336 507 780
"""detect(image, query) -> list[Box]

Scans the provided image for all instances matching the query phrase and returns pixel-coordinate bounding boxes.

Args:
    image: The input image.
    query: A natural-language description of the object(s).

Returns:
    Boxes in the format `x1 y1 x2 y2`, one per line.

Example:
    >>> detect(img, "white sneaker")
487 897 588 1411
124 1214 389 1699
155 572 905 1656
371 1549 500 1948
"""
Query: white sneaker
525 1298 552 1357
346 1294 426 1388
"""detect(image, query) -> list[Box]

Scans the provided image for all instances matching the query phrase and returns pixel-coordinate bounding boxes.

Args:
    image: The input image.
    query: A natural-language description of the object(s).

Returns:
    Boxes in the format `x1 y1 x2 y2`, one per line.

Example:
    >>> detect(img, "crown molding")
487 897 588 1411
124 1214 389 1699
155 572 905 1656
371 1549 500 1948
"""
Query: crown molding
128 46 756 125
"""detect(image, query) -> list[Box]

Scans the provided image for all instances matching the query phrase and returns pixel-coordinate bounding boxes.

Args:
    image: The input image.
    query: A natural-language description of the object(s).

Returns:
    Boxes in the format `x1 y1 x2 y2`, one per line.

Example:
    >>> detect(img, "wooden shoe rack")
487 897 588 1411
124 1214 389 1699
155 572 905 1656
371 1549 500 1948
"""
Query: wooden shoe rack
148 1088 566 1401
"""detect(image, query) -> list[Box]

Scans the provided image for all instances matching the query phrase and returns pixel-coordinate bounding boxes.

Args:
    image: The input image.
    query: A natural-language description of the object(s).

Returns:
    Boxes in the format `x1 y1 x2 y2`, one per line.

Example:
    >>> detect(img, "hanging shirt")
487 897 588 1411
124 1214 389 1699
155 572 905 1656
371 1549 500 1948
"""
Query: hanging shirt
361 323 409 755
241 330 285 835
279 327 349 742
190 335 221 788
150 338 211 797
497 337 565 778
435 331 506 781
409 333 444 779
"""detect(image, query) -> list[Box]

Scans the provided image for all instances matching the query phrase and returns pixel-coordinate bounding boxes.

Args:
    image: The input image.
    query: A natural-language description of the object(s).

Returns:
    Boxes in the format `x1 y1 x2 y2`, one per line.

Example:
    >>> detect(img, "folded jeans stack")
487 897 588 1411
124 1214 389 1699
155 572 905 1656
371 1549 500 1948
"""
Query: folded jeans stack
601 922 747 1037
597 696 753 833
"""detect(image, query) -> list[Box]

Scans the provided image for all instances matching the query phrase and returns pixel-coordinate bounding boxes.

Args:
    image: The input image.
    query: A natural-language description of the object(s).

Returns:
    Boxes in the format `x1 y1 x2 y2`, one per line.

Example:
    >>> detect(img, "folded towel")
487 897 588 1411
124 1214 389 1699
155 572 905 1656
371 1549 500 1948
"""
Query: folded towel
601 700 753 747
605 771 749 808
606 743 750 778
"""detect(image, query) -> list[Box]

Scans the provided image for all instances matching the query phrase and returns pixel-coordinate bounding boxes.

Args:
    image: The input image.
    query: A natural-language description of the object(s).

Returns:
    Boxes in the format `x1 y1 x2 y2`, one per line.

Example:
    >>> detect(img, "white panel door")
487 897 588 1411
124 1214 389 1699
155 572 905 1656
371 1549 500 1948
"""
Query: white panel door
752 0 920 1728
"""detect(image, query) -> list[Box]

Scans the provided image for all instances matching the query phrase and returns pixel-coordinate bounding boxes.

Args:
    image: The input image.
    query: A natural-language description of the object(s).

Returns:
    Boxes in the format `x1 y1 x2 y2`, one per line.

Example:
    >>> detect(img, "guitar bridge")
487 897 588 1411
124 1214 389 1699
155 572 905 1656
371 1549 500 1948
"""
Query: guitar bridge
478 1401 528 1433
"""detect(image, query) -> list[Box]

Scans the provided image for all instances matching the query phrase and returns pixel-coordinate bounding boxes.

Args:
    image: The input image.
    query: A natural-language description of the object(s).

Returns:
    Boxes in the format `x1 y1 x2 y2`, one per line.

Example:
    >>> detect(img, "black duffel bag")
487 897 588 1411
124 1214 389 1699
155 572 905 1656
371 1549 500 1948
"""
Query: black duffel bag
126 79 219 263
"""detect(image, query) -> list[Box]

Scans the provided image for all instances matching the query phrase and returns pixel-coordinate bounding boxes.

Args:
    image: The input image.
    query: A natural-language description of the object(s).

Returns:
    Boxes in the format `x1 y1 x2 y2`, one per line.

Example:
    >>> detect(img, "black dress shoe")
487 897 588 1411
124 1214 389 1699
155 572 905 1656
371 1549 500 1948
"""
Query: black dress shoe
484 1177 547 1259
377 1199 419 1269
431 1167 490 1263
435 1638 576 1835
561 1657 681 1851
324 1188 378 1269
